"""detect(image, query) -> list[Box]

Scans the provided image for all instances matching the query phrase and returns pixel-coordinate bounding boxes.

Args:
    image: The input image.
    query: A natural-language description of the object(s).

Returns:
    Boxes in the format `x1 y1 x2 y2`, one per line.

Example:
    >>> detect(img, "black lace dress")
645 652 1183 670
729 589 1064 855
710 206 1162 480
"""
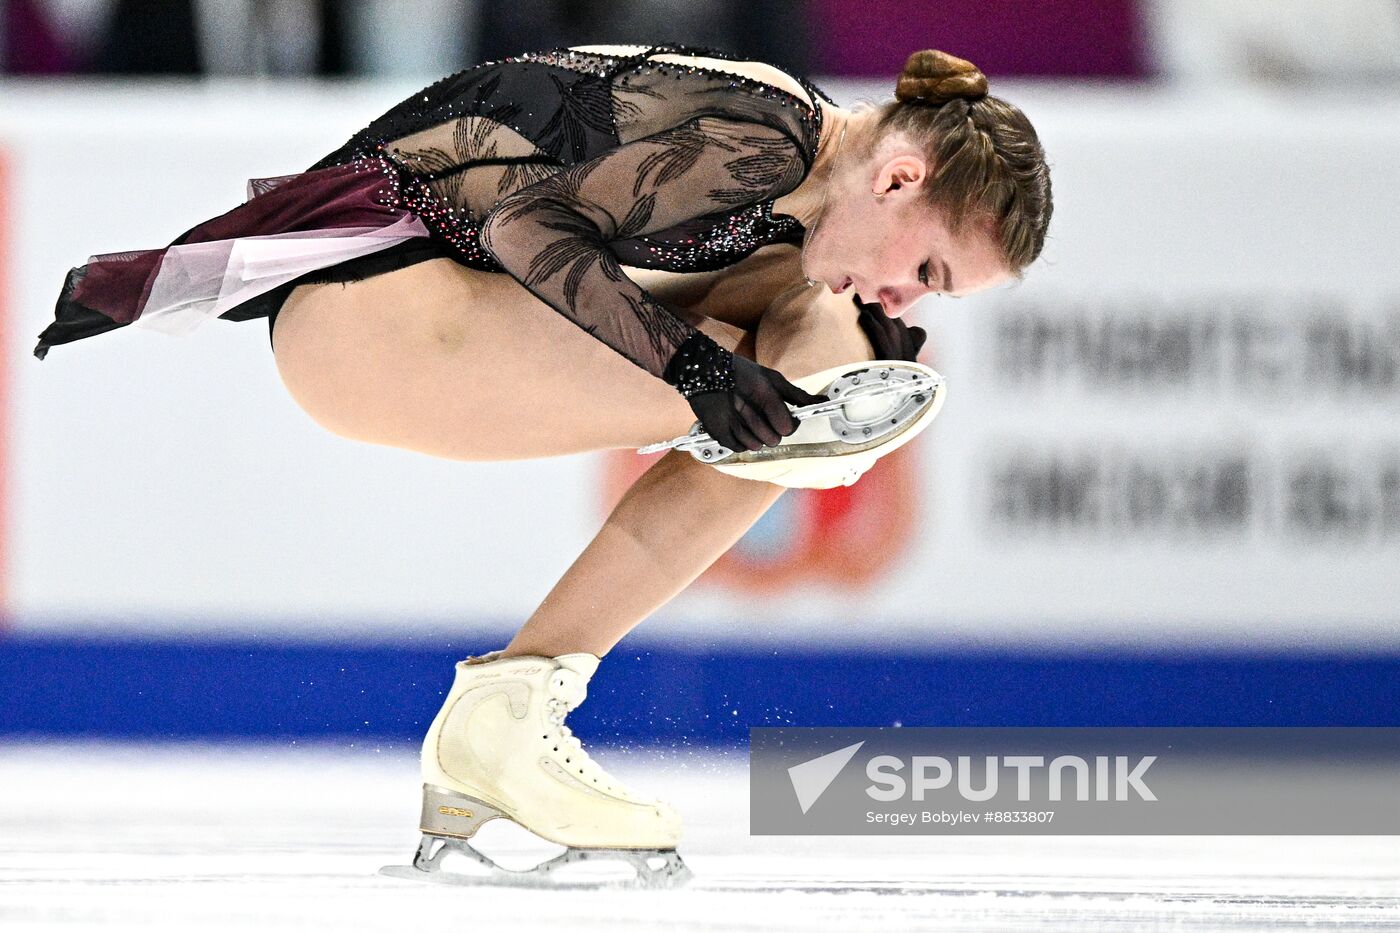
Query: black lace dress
33 43 835 393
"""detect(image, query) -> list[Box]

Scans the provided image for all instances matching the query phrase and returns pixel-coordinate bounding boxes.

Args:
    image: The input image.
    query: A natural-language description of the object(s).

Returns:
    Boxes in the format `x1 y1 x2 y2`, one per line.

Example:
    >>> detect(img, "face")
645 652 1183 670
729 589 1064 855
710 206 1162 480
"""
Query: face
802 145 1014 318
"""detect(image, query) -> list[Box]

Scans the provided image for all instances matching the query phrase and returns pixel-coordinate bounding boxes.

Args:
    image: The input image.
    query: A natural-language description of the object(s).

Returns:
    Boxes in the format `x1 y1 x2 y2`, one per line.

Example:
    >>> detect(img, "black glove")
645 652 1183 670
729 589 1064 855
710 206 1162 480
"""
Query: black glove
664 331 829 453
854 294 927 362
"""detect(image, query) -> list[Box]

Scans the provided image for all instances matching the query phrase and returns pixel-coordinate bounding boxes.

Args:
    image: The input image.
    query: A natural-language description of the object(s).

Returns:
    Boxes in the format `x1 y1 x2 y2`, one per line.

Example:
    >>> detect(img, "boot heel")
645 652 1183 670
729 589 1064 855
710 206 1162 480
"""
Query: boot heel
419 783 504 838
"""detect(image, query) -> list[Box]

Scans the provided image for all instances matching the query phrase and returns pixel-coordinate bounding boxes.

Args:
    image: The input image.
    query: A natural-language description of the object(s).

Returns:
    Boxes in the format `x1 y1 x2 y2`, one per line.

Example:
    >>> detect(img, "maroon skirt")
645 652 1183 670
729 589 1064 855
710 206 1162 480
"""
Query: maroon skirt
34 156 429 360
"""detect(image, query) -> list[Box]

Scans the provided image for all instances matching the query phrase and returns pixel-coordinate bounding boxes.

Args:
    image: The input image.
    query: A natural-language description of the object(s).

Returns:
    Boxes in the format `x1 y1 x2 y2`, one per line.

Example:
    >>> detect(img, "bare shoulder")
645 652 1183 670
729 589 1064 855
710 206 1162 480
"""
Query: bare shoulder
567 44 816 111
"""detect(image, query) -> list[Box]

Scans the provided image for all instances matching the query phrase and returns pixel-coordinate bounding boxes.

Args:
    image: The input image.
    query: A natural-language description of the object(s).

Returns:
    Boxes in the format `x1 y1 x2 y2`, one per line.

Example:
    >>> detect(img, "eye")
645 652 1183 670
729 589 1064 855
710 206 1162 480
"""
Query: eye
918 261 930 287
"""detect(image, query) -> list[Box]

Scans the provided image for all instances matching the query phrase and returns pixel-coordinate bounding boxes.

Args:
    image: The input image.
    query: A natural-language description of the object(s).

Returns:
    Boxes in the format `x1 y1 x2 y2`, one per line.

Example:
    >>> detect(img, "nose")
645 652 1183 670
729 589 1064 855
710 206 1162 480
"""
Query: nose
877 287 903 316
876 278 939 316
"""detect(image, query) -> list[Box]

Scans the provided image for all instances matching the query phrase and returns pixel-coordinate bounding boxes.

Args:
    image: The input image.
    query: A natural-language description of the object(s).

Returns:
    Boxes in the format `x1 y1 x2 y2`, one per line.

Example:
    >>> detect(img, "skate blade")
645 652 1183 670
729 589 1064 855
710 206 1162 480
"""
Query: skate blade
638 361 944 464
379 834 694 890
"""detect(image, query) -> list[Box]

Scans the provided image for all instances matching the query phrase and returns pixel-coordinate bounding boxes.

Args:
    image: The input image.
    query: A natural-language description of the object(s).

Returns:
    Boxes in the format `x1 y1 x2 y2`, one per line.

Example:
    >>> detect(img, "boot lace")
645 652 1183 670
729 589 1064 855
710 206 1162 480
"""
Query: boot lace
543 668 642 798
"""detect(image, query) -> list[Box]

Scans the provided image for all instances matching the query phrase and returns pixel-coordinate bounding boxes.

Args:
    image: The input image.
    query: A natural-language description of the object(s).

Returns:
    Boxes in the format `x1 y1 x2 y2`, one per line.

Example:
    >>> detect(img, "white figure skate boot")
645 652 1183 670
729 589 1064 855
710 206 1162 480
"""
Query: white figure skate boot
378 649 691 889
638 359 946 489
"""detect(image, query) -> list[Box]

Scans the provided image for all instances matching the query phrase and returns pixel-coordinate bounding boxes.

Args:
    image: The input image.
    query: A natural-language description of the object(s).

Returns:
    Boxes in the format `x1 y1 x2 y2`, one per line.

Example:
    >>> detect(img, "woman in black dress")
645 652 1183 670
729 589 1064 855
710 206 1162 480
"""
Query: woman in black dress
33 44 1052 881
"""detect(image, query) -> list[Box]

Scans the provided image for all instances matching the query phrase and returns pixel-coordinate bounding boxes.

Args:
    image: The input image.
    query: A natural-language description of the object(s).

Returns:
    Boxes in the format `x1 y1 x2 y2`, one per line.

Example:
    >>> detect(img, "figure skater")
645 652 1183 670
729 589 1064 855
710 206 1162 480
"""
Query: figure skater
33 43 1052 886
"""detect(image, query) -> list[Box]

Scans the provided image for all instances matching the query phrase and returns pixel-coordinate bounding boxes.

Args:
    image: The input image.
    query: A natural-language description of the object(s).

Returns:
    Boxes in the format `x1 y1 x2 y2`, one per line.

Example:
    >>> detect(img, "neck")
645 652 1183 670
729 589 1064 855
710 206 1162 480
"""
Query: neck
773 104 858 229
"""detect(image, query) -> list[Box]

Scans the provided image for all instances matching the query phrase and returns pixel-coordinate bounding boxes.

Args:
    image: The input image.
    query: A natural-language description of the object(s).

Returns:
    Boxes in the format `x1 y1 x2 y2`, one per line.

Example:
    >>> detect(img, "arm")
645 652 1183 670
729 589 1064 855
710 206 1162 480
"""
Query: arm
476 115 807 390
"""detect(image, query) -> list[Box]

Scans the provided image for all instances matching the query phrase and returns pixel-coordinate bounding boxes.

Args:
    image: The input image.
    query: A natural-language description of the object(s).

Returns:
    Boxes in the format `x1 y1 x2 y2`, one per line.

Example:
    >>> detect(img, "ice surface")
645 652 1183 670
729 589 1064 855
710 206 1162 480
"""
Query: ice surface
0 741 1397 931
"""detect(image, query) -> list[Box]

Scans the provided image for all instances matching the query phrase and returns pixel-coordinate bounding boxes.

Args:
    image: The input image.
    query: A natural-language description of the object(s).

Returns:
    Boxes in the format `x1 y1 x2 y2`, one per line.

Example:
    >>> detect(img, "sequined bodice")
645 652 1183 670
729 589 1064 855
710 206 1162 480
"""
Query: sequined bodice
310 43 836 382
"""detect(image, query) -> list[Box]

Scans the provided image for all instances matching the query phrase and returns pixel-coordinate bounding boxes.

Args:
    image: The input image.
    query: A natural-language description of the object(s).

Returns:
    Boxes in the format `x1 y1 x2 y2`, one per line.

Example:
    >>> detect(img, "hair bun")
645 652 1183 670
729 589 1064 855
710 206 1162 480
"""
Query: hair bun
896 49 989 105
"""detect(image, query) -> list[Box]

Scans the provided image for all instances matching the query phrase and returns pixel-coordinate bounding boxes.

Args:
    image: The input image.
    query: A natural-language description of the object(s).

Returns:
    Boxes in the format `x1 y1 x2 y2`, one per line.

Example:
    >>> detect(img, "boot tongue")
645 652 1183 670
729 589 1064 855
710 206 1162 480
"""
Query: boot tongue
554 652 601 682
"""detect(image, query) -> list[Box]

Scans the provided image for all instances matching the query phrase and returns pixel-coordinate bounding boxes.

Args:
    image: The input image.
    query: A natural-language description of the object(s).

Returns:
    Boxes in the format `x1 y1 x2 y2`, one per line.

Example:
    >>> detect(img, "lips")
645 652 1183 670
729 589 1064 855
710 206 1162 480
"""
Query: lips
832 276 852 294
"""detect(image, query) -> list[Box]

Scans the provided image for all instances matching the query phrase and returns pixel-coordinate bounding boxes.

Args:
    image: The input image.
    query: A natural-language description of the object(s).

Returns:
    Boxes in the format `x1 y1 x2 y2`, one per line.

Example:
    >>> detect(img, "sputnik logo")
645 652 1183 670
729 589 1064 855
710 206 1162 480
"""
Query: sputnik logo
787 741 865 814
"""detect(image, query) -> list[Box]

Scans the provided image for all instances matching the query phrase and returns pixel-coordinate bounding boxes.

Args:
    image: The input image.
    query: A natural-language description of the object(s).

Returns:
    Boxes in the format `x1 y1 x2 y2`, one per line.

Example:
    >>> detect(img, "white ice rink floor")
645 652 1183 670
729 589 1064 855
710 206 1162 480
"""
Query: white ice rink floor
1 741 1397 931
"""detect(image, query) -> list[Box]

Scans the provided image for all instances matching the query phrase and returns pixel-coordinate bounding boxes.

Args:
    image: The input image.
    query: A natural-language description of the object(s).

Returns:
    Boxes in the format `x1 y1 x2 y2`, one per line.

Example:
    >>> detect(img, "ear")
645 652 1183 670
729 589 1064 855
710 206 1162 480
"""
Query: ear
874 153 929 197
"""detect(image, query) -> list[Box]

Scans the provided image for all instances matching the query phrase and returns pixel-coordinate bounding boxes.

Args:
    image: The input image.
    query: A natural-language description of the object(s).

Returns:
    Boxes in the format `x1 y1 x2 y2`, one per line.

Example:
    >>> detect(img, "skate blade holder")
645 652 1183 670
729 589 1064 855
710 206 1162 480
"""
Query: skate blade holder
379 784 692 889
380 832 694 890
637 360 946 489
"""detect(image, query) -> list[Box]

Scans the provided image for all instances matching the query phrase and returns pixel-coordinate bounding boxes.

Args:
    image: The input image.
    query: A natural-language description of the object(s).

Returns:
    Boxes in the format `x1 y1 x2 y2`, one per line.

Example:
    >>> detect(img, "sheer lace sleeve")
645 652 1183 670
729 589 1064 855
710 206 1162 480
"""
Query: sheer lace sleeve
477 114 807 388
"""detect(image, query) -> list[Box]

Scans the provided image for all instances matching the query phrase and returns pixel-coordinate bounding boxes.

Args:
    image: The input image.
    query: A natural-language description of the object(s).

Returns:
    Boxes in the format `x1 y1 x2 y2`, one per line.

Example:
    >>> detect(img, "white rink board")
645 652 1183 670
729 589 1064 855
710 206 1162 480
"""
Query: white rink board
1 80 1397 647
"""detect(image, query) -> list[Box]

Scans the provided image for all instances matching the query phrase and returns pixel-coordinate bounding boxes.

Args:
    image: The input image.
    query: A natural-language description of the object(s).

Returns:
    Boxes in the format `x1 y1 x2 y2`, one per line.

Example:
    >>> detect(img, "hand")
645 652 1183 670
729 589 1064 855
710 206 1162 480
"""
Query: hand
686 355 829 453
854 294 927 362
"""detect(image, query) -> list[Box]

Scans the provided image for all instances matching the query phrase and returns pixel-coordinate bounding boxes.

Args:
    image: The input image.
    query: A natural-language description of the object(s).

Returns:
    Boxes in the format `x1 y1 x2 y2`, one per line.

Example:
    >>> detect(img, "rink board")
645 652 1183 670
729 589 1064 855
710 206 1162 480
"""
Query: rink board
0 83 1396 651
0 83 1397 742
2 634 1397 739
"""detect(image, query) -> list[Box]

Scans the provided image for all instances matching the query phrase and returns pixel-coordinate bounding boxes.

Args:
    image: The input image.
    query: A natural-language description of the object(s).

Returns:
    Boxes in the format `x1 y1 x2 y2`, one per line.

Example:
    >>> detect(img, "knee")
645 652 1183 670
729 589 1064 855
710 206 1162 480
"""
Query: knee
754 287 876 378
733 327 758 362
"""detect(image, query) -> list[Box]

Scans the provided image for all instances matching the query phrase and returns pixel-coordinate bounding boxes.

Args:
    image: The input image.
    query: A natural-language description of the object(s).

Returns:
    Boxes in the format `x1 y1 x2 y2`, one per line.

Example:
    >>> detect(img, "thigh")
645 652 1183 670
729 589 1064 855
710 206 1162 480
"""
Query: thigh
627 243 805 334
272 257 709 458
270 246 846 460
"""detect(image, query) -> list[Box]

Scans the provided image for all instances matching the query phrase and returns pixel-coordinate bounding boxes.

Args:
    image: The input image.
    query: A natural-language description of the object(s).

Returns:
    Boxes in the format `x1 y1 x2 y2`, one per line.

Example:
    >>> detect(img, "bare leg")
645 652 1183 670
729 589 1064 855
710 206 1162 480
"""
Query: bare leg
502 285 876 658
501 448 785 657
270 249 799 458
270 247 875 657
